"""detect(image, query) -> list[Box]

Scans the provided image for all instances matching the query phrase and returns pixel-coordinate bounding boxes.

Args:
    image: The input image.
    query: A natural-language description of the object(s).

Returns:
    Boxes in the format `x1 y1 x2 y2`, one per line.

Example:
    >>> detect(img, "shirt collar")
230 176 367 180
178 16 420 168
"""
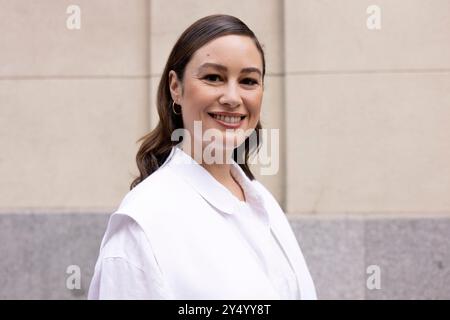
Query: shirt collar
164 146 269 223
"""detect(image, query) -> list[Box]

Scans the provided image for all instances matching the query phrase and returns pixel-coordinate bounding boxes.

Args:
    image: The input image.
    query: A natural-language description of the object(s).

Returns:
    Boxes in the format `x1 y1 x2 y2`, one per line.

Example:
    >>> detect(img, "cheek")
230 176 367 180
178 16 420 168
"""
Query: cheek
246 93 263 123
183 83 217 119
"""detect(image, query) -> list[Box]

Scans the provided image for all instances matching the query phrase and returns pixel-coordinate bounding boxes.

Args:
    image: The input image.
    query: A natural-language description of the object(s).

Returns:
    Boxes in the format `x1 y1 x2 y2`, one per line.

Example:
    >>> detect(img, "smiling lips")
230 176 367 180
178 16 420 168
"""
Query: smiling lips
207 112 246 128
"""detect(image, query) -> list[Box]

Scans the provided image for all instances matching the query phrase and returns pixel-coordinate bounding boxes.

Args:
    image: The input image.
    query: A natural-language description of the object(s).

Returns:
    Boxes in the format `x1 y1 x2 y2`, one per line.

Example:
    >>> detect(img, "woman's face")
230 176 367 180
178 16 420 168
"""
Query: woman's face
169 34 264 156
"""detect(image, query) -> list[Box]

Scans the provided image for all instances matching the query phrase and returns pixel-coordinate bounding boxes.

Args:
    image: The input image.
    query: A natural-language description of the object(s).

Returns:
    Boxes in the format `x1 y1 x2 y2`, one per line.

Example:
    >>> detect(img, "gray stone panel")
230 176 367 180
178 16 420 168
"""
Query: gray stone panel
290 216 366 299
1 213 449 299
0 214 109 299
364 217 450 299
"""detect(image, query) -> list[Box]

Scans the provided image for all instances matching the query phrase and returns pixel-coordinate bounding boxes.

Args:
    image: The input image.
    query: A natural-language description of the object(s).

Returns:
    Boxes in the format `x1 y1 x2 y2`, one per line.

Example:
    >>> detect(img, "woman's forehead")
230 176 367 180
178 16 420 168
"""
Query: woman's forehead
188 35 263 70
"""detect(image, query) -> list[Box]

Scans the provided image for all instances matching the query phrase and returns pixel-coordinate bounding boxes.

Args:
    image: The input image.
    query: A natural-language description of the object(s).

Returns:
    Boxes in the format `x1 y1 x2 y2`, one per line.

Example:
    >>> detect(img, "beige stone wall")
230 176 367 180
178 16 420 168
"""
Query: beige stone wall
0 0 150 210
1 0 449 215
284 0 450 214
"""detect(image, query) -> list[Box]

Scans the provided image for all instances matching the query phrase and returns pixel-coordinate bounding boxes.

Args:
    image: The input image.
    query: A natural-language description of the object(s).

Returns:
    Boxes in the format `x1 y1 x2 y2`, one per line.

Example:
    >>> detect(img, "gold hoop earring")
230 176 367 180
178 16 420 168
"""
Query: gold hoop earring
172 101 181 115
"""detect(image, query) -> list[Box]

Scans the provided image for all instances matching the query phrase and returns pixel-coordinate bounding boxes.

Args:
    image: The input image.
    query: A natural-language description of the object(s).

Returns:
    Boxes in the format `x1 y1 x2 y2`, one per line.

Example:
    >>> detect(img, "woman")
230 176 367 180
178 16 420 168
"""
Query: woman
88 14 316 300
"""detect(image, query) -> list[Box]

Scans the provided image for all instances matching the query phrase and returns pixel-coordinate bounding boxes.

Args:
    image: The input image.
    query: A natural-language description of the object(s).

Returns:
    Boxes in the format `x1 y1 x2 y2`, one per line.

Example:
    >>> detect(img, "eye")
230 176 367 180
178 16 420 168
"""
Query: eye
241 78 259 86
203 74 223 82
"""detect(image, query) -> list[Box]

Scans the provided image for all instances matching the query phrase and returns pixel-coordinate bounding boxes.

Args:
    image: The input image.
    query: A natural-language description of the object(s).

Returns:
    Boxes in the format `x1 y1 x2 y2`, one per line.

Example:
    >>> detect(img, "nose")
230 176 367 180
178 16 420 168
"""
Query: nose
219 81 242 108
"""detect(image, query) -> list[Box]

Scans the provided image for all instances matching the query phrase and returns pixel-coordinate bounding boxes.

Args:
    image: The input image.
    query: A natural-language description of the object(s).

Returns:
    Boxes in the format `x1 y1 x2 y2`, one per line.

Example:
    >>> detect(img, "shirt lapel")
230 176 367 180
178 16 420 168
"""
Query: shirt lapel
165 146 240 215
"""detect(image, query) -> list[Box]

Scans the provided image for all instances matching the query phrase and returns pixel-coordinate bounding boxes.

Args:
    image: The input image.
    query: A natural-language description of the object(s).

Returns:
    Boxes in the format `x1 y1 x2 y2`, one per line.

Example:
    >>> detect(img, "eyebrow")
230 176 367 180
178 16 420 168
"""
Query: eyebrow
198 62 262 77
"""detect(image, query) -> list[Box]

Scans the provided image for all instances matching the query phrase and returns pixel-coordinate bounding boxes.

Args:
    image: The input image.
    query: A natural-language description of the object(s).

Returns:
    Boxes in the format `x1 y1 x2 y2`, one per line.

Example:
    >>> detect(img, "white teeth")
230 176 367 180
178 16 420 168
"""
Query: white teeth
211 114 242 124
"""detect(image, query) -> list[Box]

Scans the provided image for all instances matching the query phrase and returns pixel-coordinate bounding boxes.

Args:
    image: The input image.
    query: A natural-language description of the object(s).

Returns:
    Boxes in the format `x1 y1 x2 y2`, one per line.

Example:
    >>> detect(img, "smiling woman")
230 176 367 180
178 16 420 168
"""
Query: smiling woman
88 14 317 300
168 33 264 176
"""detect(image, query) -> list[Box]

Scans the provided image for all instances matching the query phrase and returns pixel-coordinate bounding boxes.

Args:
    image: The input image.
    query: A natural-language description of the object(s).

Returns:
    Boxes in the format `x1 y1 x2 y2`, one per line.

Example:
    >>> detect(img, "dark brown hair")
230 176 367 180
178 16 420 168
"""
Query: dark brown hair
130 14 266 190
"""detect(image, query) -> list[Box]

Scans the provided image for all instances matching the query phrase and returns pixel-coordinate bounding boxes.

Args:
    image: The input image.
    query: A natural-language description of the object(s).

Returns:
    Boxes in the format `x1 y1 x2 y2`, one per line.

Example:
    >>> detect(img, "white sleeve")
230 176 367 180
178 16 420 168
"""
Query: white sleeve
88 215 173 300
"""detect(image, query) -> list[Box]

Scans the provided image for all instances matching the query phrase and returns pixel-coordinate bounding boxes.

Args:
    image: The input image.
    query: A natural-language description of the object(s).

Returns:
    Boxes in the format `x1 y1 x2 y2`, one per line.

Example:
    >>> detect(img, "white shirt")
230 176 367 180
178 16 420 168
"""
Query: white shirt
231 200 300 299
88 146 316 300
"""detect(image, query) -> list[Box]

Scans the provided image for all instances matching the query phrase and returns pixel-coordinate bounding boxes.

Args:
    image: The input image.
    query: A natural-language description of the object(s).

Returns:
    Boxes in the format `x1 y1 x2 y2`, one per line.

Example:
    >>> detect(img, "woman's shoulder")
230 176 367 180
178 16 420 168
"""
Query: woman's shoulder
99 214 150 263
114 165 185 219
127 165 175 197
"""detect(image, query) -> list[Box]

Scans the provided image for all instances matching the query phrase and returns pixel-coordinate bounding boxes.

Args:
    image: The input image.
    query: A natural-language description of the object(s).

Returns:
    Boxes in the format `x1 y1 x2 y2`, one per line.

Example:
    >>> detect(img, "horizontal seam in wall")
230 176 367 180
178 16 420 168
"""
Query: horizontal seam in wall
286 68 450 75
0 75 150 80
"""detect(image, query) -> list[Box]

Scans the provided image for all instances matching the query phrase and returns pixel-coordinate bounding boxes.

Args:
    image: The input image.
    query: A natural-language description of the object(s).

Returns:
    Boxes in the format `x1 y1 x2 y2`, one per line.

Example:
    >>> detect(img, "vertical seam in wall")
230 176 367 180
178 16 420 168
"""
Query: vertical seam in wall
146 0 152 131
280 0 287 212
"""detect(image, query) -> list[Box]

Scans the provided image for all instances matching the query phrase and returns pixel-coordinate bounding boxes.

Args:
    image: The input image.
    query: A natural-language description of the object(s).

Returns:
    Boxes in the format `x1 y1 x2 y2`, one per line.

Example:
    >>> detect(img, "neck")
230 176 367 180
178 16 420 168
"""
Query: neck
200 162 233 185
180 141 235 185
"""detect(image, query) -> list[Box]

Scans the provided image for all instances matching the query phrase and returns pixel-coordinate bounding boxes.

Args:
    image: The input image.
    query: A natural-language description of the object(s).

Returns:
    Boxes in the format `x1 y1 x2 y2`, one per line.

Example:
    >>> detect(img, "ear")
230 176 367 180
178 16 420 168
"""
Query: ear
168 70 182 103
